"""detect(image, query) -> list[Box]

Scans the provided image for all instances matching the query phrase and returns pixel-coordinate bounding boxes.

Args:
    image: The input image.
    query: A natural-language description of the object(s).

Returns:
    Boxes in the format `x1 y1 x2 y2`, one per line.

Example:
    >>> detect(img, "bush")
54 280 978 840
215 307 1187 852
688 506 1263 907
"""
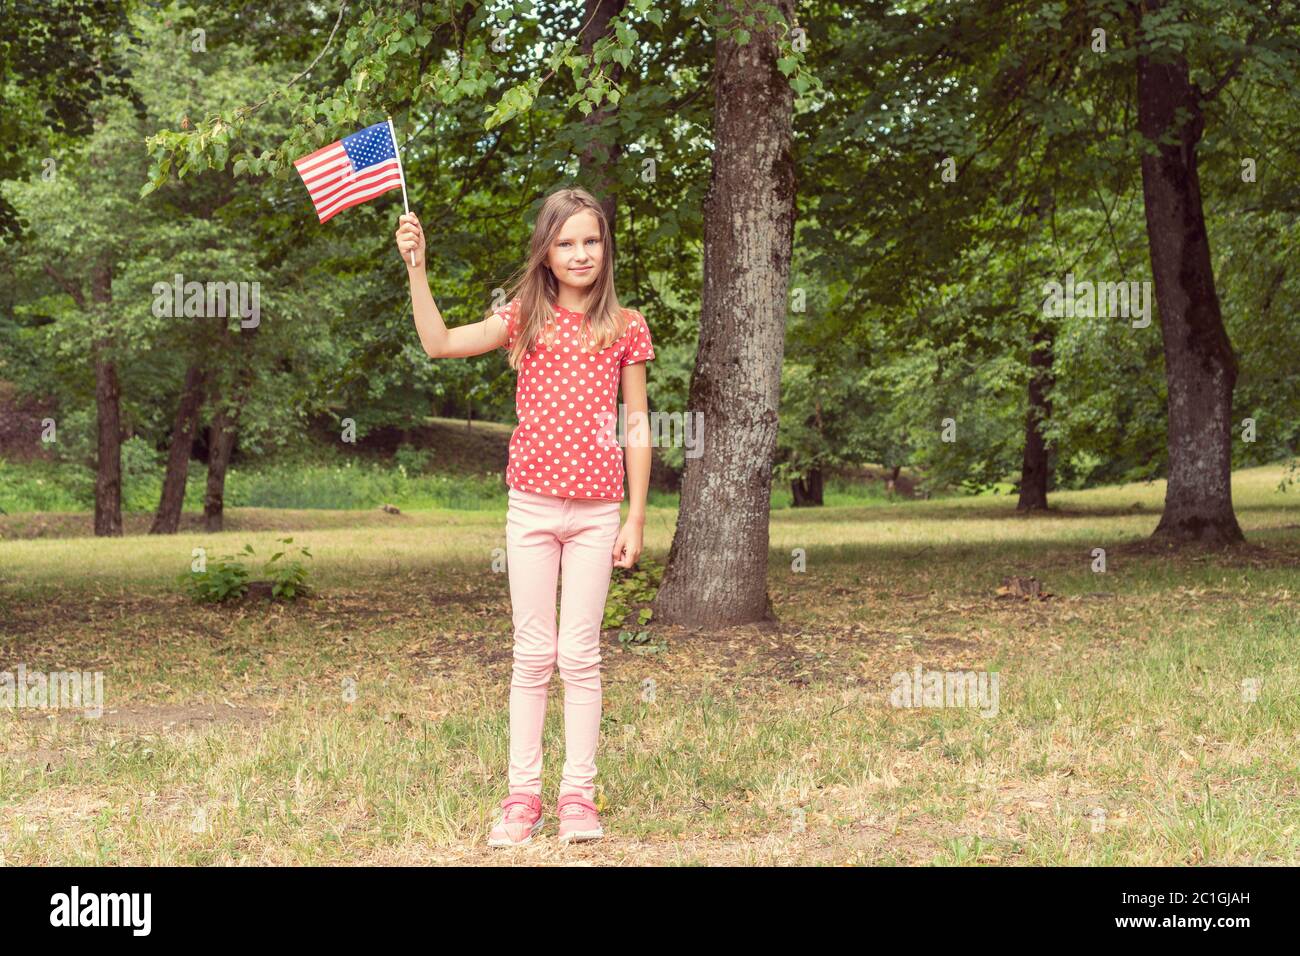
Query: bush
0 458 85 512
179 536 313 603
178 546 252 603
0 455 514 514
393 442 433 475
603 556 661 629
222 460 503 510
263 536 314 599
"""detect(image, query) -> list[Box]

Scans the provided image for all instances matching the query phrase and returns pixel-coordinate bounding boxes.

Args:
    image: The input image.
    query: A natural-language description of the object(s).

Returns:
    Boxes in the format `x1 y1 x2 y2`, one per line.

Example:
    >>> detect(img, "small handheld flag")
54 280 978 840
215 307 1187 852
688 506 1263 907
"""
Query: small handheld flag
293 118 416 265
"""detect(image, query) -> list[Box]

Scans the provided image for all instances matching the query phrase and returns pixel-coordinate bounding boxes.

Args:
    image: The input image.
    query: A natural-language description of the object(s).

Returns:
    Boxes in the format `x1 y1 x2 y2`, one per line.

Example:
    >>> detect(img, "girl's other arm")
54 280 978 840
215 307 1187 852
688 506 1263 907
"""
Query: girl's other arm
396 212 508 358
620 362 652 526
618 313 656 530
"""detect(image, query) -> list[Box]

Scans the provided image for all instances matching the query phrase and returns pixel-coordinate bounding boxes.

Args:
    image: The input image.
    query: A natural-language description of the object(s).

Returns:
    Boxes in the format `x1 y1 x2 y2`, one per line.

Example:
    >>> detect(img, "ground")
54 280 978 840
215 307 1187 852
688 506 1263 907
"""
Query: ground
0 465 1297 865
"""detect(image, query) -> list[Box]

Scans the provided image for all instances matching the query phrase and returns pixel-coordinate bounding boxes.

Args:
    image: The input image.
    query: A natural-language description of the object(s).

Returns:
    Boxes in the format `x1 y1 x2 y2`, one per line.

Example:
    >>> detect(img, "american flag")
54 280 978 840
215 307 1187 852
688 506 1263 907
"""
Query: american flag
293 120 406 224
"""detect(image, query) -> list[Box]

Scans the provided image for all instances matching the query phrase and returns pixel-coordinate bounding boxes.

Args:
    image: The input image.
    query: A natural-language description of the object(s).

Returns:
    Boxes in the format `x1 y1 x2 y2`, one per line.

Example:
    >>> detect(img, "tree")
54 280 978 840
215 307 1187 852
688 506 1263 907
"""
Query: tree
0 0 134 241
1132 0 1242 543
653 0 797 625
6 96 151 534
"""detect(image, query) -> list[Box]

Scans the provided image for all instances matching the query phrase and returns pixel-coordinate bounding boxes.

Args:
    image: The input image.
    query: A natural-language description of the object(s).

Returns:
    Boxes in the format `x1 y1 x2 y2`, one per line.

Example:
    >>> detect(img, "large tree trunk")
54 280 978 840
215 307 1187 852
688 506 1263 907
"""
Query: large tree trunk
90 262 122 537
1135 1 1243 545
653 0 796 626
150 365 206 534
1017 325 1053 511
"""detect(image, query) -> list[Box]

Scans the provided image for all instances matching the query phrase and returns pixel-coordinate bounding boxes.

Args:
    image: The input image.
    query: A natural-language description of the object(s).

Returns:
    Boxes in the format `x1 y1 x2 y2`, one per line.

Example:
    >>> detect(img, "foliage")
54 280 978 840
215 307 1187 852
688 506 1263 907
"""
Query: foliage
603 555 661 630
178 543 252 603
178 535 313 603
263 535 314 599
616 628 667 655
392 442 433 475
2 0 1298 525
138 0 820 191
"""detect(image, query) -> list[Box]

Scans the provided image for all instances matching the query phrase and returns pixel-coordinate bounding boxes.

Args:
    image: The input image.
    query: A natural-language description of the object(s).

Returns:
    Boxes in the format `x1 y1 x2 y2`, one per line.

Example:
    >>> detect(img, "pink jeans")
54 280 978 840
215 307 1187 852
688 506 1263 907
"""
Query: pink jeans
505 486 622 801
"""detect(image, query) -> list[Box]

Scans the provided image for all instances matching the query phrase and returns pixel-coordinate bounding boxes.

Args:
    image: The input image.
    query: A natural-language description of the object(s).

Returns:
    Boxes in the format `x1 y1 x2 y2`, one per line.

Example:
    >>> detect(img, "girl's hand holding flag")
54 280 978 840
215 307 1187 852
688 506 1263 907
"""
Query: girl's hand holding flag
395 213 425 272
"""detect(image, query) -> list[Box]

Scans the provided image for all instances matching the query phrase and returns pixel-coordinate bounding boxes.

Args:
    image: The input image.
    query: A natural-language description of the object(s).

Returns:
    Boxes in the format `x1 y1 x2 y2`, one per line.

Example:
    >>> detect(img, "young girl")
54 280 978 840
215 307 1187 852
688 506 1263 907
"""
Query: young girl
394 187 655 847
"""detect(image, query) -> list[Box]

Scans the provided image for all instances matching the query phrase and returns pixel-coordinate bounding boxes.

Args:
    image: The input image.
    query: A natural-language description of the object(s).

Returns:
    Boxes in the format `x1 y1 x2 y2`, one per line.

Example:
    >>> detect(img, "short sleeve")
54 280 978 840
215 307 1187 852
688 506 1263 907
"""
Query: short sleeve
619 309 655 368
495 299 518 352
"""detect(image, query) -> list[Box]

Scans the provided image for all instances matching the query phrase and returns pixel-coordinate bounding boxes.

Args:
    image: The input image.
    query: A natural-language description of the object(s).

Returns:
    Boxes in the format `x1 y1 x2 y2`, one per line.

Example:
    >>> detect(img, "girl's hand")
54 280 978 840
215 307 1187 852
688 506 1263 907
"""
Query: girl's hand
395 212 425 271
612 520 643 568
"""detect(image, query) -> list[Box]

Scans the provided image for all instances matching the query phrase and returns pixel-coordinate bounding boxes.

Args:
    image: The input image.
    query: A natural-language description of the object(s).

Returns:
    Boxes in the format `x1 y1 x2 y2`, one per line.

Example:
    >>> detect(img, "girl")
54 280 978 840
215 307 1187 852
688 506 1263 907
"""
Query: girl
394 187 655 847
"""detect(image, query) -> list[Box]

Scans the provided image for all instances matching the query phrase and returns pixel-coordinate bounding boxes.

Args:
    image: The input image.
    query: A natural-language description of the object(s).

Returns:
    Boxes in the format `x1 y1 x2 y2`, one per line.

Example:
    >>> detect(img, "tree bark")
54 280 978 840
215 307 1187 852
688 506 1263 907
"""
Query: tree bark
577 0 627 261
653 0 796 626
882 463 901 497
1017 326 1053 511
150 365 206 534
89 262 122 537
1135 1 1244 544
791 467 823 507
203 391 239 533
203 323 259 533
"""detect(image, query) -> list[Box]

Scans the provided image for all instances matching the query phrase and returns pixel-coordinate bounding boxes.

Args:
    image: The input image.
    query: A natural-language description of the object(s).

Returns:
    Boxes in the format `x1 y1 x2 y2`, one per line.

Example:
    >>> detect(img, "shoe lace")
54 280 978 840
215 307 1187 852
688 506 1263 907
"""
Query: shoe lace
560 801 592 819
502 801 536 822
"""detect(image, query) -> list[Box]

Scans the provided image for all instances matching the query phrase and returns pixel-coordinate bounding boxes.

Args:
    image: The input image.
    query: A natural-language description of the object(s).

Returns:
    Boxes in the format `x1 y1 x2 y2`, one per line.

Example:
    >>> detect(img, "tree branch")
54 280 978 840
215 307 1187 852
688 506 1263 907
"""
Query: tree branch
43 263 85 309
236 0 350 120
1196 0 1276 103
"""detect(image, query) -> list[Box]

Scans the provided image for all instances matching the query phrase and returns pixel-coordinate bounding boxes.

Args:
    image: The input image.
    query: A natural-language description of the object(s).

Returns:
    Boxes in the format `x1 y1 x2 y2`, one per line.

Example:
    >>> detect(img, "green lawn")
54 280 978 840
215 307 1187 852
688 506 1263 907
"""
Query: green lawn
0 464 1297 865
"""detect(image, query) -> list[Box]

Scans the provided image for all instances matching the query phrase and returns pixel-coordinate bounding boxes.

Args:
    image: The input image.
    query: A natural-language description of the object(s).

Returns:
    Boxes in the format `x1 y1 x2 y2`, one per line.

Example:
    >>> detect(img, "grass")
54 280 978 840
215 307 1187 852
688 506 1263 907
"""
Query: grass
0 463 1296 865
0 415 923 519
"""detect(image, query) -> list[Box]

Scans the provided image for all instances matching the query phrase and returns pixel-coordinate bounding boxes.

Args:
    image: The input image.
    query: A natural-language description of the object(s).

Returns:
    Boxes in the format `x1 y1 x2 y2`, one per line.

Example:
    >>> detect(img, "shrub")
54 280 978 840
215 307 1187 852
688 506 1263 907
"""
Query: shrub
179 536 313 603
603 556 661 629
393 442 433 475
178 545 252 603
264 536 314 599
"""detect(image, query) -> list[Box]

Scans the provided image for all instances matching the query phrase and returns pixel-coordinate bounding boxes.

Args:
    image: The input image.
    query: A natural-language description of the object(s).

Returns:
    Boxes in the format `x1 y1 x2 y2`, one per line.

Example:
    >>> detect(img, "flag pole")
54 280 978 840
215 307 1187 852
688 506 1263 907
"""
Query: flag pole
388 114 416 268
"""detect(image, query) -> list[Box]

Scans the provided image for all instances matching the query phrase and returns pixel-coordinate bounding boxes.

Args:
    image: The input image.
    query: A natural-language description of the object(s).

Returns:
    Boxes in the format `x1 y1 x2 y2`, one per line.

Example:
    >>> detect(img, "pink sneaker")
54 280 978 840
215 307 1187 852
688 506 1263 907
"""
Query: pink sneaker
487 792 543 847
556 793 603 844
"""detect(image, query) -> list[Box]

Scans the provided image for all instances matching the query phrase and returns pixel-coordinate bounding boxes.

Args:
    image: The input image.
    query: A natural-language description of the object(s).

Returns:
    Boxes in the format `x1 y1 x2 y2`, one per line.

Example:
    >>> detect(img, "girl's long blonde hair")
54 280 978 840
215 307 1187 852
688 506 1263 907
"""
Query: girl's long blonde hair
488 187 628 370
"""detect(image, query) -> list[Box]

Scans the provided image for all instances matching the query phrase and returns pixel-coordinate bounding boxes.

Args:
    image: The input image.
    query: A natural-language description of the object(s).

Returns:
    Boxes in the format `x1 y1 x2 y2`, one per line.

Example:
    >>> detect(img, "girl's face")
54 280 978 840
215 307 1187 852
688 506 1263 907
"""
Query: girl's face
546 209 603 295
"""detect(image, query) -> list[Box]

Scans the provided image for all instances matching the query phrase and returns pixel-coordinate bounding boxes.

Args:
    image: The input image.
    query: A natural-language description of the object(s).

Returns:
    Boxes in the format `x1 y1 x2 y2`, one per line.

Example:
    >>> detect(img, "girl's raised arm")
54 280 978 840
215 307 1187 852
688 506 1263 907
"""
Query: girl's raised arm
396 212 509 359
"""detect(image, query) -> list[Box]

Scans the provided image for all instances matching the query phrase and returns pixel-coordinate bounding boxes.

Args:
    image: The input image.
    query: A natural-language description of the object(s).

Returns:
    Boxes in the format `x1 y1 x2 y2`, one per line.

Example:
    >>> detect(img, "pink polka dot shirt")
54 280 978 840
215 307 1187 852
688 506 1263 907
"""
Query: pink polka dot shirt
496 298 655 501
